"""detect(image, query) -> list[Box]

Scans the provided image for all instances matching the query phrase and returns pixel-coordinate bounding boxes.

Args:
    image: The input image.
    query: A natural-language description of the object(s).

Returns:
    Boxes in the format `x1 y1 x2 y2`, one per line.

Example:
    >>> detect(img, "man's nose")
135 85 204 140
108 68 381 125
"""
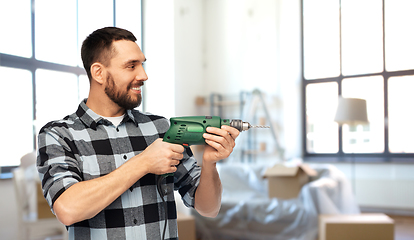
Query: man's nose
136 65 148 81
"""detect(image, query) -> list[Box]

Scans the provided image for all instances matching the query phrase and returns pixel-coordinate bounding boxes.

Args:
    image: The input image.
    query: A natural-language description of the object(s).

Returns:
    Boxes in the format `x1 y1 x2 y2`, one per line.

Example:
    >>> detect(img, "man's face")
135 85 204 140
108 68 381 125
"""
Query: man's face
104 71 143 110
104 40 147 110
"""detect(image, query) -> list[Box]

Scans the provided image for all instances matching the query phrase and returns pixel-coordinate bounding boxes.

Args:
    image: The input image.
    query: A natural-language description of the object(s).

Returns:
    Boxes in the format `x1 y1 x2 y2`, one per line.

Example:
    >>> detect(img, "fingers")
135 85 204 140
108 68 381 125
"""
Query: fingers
221 125 240 140
142 139 184 175
202 126 238 160
171 152 184 160
170 143 185 154
203 126 238 148
165 159 181 174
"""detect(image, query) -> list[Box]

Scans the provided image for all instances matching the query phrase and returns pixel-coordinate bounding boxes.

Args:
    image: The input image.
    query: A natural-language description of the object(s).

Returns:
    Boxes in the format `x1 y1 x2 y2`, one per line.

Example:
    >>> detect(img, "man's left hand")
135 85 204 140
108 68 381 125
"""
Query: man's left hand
202 125 240 164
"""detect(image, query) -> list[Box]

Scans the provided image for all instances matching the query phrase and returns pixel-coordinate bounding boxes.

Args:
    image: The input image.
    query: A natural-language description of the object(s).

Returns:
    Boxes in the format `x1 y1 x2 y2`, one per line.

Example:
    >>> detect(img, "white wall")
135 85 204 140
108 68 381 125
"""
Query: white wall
203 0 302 159
174 0 205 117
142 0 176 118
204 0 280 95
333 162 414 214
142 0 206 118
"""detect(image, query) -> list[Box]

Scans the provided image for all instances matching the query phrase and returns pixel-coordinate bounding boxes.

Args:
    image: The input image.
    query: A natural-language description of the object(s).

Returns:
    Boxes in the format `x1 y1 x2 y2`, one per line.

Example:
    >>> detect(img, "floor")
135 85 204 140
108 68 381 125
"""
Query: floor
390 215 414 240
2 178 414 240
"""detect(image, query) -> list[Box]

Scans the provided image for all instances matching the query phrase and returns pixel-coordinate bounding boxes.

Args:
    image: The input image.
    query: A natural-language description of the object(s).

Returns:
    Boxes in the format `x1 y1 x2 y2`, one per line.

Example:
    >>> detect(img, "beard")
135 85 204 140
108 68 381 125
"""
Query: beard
104 72 142 110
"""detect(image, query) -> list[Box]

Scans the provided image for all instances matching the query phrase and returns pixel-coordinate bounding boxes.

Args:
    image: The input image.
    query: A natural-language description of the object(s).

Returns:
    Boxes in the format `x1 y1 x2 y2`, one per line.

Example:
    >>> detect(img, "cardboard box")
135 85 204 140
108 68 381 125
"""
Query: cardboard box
263 163 317 199
319 214 394 240
36 183 56 219
177 212 196 240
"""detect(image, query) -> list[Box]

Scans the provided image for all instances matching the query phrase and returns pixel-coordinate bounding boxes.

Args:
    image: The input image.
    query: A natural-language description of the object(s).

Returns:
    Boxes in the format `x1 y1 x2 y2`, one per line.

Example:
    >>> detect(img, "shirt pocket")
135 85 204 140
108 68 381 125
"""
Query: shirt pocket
80 155 115 180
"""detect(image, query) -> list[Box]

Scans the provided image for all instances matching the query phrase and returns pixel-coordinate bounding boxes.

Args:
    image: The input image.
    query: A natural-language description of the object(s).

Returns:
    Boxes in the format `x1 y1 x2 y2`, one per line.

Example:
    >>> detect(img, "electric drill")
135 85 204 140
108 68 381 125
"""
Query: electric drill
163 116 268 146
161 116 269 176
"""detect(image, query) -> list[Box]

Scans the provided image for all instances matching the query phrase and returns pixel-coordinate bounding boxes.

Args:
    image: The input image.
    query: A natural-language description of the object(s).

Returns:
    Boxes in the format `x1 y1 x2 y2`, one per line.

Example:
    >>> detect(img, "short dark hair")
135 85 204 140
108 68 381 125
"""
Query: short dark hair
81 27 137 80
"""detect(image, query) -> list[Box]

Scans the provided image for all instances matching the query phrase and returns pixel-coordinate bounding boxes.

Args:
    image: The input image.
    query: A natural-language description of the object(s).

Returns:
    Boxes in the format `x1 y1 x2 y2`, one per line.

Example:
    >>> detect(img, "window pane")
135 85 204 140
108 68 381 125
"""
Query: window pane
341 0 383 75
0 0 32 57
385 0 414 71
306 82 339 153
303 0 340 80
116 0 142 47
0 67 33 166
35 69 79 132
388 76 414 153
78 0 114 66
35 0 77 65
342 76 384 153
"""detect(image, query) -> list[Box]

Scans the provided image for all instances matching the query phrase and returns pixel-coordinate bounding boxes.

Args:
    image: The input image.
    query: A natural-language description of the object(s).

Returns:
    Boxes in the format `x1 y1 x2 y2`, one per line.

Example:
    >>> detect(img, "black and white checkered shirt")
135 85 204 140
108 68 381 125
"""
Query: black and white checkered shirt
37 99 201 240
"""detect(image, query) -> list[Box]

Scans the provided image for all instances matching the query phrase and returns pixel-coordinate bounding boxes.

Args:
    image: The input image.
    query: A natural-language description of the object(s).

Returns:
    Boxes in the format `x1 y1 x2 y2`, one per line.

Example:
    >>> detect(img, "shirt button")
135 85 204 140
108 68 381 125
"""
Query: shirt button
123 155 127 160
133 219 137 224
116 128 119 132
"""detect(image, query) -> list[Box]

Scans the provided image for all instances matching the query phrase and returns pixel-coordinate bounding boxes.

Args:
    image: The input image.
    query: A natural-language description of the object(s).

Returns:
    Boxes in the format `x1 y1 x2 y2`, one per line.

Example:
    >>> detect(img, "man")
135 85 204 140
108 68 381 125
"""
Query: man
37 27 239 240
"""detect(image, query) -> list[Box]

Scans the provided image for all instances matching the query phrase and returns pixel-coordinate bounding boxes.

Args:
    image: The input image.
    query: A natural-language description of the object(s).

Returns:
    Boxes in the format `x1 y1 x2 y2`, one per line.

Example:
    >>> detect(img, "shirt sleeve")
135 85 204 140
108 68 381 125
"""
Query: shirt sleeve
173 147 201 208
144 113 201 208
37 124 82 213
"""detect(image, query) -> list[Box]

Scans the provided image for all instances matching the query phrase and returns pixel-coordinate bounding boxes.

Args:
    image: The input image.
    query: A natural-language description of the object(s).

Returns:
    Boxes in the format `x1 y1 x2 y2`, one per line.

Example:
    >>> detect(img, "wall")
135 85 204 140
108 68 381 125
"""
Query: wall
333 162 414 214
174 0 205 117
142 0 176 118
203 0 302 159
204 0 280 95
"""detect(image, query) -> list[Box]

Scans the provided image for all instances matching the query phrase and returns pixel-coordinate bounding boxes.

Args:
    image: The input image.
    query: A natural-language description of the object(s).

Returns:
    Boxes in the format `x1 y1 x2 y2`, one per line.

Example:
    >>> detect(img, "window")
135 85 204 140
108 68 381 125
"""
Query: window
302 0 414 160
0 0 142 167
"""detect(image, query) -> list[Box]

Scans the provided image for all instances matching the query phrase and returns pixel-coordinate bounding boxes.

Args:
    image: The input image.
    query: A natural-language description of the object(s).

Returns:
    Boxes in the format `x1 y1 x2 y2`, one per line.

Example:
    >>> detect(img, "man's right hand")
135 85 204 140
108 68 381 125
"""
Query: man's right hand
136 138 184 175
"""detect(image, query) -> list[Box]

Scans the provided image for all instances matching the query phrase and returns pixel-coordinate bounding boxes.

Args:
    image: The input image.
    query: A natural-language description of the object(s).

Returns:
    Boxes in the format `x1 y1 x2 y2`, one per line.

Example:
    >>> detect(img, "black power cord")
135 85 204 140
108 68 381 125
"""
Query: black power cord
156 175 169 240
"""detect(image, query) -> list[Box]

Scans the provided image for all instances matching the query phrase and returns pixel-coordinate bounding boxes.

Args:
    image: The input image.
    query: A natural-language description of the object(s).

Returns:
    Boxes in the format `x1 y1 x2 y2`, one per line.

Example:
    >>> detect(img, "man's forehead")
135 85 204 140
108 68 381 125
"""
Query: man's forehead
113 40 140 52
112 40 145 60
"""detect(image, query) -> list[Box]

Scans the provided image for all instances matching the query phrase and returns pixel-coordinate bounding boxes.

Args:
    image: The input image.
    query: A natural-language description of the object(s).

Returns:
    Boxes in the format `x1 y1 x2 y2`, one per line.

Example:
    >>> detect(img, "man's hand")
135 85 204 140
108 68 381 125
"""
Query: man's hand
138 138 184 175
202 125 240 164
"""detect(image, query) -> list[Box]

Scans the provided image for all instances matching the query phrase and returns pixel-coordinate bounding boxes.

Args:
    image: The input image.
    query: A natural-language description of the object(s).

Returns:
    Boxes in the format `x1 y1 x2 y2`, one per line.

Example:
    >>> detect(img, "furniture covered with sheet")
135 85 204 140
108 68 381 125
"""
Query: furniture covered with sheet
192 162 359 240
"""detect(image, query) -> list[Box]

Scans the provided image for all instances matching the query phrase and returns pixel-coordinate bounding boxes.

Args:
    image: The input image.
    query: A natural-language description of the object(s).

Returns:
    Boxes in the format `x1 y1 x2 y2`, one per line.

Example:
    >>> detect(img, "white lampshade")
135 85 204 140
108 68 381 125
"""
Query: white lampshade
334 97 369 125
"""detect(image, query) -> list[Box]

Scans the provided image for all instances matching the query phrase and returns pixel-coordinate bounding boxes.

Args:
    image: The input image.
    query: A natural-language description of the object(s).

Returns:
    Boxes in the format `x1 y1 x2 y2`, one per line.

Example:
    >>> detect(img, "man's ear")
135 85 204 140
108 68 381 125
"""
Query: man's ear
90 63 105 85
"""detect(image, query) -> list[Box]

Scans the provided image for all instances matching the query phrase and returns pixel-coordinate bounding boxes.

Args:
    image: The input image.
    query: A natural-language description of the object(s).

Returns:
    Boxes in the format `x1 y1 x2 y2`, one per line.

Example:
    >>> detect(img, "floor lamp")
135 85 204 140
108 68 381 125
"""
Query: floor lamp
334 97 369 194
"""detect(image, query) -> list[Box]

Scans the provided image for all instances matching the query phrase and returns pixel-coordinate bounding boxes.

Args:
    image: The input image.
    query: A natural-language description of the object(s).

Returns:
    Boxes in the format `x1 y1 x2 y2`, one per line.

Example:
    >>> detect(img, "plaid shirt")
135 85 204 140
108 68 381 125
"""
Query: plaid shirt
37 100 201 240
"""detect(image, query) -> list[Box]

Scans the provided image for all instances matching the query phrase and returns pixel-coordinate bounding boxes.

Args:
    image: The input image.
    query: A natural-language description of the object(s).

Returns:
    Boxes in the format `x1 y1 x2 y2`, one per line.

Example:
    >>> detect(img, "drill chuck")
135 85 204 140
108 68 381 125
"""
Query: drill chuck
230 119 251 132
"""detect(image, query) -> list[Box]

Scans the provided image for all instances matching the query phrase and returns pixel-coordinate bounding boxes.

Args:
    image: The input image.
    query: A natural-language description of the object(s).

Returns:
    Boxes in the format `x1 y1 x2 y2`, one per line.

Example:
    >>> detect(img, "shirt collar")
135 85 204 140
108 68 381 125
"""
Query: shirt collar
125 109 139 127
76 99 139 130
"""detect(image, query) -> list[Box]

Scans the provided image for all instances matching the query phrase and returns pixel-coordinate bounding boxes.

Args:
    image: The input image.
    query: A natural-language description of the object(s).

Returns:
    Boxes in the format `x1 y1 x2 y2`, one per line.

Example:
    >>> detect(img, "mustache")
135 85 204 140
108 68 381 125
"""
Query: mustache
129 81 144 89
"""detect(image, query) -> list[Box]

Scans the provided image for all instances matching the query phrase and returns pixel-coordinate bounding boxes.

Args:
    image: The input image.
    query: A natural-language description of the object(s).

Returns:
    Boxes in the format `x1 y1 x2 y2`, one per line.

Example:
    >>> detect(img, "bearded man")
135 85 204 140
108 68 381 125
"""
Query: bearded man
37 27 239 240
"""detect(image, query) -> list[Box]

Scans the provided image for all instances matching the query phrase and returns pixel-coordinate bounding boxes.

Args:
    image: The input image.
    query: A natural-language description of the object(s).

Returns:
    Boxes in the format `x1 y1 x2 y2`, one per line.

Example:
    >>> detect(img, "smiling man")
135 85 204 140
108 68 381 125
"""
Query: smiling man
37 27 239 240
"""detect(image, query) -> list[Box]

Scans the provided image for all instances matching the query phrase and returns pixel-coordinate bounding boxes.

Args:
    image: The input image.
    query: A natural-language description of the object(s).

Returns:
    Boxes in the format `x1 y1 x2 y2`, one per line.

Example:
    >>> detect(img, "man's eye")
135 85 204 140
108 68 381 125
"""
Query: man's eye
129 65 135 69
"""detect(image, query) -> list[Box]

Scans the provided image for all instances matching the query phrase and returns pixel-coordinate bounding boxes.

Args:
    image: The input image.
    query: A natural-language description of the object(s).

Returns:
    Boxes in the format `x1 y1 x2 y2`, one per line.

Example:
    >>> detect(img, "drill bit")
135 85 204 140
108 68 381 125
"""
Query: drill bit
250 125 270 129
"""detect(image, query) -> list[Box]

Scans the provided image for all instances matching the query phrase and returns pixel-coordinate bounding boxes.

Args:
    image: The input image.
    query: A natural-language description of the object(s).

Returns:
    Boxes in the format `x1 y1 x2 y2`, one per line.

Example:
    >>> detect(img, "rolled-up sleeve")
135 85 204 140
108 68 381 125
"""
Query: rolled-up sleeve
37 126 82 213
173 147 201 208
